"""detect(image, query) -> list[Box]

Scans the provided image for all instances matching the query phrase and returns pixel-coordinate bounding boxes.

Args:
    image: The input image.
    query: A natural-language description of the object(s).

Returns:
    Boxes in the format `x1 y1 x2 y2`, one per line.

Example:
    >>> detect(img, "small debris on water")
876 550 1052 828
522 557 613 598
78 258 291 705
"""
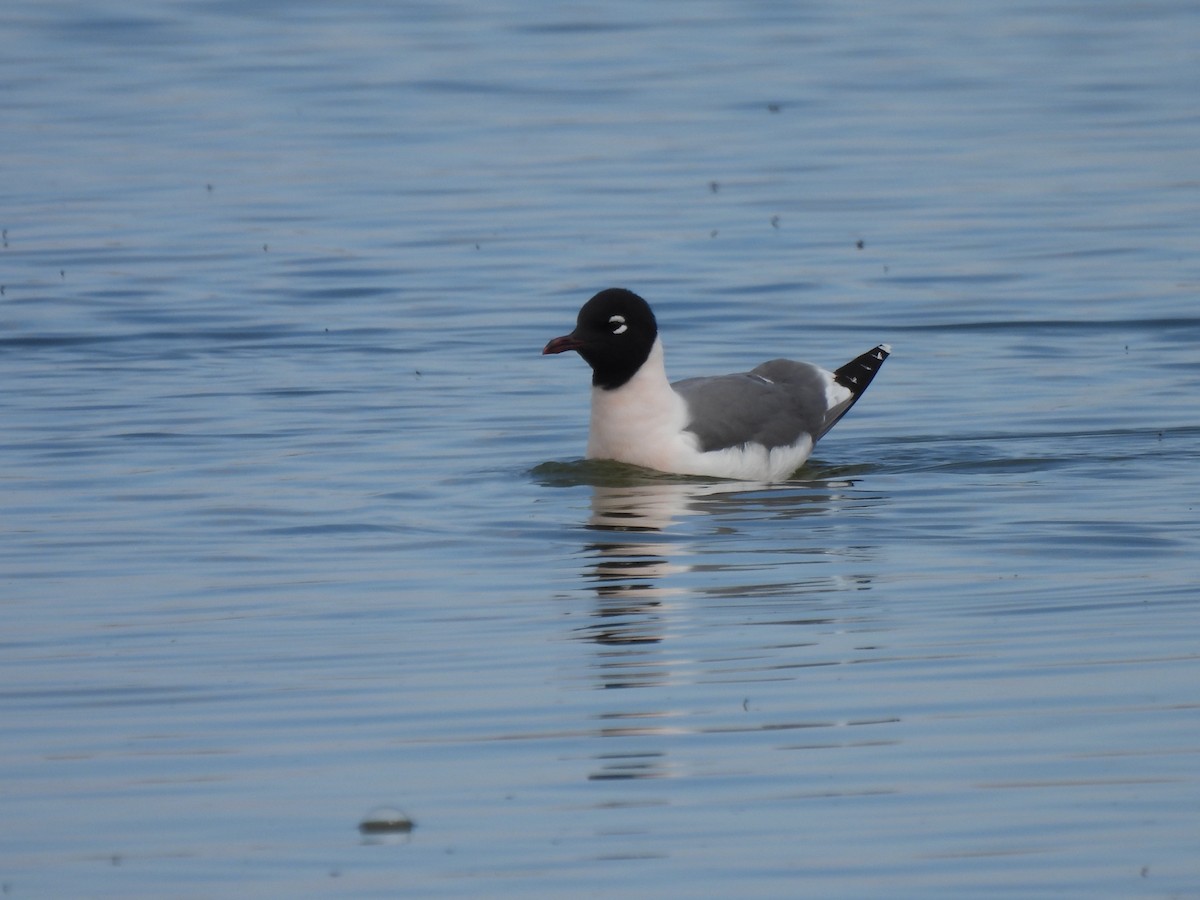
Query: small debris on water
358 806 415 835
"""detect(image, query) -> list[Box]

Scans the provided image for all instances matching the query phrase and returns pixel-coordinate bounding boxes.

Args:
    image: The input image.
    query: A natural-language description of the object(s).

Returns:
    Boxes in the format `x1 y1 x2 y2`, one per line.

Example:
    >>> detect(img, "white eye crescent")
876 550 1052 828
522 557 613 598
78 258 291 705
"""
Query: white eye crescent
609 315 628 335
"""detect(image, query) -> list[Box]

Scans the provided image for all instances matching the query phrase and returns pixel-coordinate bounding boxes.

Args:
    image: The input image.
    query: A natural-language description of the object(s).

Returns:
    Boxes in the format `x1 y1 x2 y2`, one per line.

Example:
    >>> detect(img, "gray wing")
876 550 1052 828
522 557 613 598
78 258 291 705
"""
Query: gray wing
672 359 831 453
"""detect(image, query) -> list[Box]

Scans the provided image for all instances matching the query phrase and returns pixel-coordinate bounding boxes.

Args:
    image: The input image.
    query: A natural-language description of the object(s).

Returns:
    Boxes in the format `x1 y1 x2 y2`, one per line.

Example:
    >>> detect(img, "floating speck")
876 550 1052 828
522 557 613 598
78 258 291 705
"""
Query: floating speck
359 806 414 835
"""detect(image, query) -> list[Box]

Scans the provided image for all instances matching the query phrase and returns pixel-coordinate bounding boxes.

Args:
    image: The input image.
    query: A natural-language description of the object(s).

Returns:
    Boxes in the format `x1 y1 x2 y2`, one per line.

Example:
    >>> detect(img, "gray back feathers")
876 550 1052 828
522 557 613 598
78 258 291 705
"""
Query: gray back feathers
673 359 831 453
674 344 891 454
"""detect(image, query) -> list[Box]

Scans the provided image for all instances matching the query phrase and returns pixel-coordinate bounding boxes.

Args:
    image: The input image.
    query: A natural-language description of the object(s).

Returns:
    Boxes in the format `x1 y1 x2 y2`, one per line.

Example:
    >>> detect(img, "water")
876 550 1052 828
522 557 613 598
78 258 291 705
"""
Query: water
3 1 1199 897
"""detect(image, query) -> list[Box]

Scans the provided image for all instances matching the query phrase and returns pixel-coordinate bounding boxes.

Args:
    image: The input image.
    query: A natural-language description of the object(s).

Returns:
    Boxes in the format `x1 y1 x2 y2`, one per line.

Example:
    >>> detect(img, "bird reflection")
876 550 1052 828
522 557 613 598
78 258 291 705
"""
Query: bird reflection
539 463 877 782
576 479 759 779
579 480 744 655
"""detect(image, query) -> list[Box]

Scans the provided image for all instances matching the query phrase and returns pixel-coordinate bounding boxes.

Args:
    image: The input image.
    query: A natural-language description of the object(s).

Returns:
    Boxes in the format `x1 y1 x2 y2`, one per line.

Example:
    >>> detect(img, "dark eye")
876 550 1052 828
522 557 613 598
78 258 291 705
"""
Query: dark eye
608 315 628 335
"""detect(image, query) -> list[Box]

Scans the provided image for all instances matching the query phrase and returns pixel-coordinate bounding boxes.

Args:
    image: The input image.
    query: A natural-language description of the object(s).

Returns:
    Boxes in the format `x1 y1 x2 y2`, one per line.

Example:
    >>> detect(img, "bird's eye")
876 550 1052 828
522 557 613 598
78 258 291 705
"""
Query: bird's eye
609 315 628 335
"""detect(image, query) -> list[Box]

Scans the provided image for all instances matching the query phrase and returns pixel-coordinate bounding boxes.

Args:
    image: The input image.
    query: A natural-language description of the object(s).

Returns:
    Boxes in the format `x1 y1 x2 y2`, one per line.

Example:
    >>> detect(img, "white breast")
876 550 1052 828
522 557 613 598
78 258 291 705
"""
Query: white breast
585 338 693 470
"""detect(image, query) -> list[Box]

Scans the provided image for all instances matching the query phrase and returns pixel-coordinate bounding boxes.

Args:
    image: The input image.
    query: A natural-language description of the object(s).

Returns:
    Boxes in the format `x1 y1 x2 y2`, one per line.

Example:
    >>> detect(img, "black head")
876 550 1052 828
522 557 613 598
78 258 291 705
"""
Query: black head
543 288 659 390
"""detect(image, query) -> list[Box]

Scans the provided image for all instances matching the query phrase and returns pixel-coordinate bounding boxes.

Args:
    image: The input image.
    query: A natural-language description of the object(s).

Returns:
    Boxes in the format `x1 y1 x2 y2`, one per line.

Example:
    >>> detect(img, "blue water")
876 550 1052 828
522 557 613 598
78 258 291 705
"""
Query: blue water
3 1 1199 897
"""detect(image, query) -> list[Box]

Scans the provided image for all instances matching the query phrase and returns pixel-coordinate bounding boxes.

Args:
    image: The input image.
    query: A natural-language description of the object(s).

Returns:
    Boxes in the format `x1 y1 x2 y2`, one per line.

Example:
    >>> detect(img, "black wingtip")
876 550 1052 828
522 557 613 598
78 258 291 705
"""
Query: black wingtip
817 344 891 440
833 343 891 398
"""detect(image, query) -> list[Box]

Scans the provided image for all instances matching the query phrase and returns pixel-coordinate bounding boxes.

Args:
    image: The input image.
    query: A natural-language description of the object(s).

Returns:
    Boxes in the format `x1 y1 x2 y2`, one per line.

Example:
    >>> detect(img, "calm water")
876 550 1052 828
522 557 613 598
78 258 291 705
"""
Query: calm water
3 1 1199 897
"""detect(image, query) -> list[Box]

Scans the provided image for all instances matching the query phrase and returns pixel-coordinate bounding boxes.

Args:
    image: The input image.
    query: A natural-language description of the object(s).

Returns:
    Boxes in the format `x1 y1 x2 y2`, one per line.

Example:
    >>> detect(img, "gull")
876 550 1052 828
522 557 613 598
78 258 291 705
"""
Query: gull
543 288 889 481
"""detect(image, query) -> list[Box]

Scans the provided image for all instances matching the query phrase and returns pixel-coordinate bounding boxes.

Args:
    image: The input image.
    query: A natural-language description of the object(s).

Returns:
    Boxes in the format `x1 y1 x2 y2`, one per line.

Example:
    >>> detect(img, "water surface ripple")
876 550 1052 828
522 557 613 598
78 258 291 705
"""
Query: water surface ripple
2 1 1198 897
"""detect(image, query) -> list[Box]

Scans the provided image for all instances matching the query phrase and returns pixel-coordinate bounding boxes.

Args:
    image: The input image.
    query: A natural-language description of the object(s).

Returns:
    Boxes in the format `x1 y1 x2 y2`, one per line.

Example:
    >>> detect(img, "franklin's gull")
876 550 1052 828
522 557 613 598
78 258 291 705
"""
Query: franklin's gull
543 288 889 481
